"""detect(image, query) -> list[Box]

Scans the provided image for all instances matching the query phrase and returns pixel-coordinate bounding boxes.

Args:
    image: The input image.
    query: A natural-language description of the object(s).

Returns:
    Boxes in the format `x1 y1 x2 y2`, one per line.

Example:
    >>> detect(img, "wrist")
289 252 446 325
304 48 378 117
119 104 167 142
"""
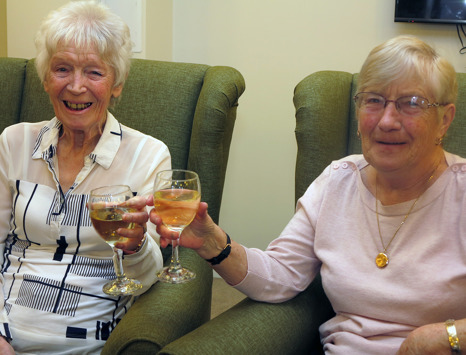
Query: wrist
204 233 231 266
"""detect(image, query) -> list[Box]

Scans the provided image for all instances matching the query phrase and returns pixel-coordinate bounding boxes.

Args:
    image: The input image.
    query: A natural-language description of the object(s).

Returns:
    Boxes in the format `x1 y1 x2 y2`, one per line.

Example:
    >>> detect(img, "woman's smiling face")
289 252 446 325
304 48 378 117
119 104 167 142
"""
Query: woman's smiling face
357 80 450 175
43 43 122 134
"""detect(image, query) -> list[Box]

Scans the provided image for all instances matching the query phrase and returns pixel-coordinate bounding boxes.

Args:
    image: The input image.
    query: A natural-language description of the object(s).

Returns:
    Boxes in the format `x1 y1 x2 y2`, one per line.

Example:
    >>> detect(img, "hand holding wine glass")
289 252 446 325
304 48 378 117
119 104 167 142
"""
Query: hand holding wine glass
153 169 201 283
89 185 143 295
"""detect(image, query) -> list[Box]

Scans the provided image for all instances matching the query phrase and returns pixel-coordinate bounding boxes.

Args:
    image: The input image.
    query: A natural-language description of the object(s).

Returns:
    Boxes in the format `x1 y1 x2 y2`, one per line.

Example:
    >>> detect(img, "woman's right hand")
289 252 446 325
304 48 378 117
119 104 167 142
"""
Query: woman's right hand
149 196 248 284
148 198 226 260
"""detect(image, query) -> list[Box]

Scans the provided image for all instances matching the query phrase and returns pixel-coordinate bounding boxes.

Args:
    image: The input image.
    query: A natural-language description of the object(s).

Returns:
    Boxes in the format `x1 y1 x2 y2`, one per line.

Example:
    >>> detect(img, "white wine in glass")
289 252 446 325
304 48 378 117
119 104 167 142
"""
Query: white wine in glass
153 169 201 283
89 185 143 295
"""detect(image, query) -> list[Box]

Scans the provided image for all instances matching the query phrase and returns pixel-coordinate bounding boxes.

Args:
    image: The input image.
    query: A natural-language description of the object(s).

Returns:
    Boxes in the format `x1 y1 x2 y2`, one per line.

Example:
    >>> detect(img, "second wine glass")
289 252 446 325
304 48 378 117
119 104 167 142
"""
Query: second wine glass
89 185 143 295
153 169 201 283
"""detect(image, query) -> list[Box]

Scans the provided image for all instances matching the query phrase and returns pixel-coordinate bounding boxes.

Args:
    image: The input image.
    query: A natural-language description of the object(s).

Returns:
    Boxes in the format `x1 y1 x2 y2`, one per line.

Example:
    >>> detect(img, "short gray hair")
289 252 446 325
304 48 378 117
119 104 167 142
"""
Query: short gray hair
357 35 457 105
35 0 133 105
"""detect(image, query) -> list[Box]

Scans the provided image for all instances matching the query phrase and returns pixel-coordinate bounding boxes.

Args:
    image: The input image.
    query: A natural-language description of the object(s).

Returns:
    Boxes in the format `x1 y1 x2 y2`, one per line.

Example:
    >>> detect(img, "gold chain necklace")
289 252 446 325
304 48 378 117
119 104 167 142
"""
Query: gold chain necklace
374 168 437 268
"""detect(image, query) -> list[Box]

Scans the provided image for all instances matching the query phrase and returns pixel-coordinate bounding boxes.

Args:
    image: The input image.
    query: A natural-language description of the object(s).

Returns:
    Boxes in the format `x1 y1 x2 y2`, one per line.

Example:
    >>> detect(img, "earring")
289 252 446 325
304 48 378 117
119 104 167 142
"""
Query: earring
435 136 444 145
357 130 361 139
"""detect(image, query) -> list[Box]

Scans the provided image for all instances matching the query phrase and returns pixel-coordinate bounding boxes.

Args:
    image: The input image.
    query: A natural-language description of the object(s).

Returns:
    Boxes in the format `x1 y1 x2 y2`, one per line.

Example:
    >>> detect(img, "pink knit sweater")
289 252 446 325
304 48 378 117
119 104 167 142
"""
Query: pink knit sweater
236 152 466 354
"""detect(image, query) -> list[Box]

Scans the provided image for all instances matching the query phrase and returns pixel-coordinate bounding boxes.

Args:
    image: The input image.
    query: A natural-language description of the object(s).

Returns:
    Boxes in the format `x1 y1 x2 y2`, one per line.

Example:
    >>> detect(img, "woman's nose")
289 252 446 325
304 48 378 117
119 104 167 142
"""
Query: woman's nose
67 72 87 94
378 101 402 130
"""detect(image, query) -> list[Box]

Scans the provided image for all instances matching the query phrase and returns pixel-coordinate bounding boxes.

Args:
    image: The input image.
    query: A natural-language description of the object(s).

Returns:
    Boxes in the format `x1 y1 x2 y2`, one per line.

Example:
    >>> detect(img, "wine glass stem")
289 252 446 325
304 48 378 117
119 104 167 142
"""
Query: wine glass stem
112 247 127 280
168 237 182 273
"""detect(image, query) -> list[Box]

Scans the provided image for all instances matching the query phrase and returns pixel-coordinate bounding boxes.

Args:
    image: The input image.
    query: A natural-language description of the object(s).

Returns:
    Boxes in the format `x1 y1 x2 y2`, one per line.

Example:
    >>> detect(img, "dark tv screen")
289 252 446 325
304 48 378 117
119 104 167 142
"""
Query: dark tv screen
395 0 466 24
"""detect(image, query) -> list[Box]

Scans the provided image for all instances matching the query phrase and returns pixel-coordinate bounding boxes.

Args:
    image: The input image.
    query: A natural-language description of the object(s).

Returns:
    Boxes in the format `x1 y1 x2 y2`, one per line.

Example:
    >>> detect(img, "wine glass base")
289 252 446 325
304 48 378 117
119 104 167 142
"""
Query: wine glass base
157 266 196 284
103 278 142 296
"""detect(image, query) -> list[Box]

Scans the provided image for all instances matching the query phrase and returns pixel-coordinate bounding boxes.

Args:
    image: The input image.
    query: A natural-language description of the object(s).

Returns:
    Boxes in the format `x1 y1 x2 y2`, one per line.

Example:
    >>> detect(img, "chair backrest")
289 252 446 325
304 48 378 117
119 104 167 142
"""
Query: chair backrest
0 57 246 224
293 70 466 203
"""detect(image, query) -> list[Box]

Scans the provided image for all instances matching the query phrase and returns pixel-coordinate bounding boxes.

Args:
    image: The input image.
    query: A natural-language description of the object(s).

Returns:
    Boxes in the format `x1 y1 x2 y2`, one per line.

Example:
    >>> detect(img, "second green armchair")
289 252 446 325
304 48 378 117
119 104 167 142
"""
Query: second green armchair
152 70 466 355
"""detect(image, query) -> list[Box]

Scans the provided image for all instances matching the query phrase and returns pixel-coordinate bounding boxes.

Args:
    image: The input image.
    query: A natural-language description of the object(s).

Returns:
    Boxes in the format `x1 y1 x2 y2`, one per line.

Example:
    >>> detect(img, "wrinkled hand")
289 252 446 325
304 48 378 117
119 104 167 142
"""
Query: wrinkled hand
115 195 150 254
148 196 220 257
397 323 449 355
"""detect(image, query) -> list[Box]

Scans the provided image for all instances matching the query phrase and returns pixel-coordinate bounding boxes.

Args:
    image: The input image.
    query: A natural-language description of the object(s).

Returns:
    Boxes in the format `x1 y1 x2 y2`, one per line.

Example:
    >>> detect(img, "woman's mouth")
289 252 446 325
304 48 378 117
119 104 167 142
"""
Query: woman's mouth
64 101 92 111
379 141 404 145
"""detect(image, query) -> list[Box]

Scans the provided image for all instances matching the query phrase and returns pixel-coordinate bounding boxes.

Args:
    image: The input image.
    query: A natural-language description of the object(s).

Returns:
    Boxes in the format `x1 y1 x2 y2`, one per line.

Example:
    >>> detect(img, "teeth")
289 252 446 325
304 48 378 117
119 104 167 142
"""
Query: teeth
65 101 92 110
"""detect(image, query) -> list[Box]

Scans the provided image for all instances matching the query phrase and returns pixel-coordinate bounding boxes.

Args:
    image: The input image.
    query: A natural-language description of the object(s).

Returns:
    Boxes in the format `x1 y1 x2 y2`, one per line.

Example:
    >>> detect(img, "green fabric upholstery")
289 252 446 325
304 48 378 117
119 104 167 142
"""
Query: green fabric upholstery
0 56 245 354
0 58 27 133
154 70 466 355
158 274 333 355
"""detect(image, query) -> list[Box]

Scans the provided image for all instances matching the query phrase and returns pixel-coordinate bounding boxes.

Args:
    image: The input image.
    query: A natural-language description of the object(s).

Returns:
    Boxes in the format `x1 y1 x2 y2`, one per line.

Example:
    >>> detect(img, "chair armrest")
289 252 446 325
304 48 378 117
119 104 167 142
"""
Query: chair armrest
102 248 213 354
158 275 334 355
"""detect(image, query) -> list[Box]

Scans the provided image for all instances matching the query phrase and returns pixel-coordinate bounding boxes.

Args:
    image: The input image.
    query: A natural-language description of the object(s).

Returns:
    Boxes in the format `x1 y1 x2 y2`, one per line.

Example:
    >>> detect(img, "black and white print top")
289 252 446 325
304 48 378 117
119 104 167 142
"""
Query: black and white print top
0 113 170 354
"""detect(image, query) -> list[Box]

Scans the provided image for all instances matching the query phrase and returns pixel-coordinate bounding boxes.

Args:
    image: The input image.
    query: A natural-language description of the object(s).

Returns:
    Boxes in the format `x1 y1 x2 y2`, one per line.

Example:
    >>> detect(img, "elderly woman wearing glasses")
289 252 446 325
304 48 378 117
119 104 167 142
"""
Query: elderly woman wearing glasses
151 35 463 354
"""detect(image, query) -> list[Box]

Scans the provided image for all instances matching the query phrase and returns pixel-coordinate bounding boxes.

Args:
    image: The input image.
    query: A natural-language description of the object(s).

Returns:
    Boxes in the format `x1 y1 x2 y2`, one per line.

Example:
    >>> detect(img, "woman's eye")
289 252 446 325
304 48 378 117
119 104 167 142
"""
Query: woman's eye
367 97 382 104
53 67 70 76
89 70 103 76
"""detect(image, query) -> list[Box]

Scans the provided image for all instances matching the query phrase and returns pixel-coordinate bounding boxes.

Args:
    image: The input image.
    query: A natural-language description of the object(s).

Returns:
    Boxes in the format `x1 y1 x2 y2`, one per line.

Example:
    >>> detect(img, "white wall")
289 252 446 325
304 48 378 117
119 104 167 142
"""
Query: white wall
7 0 466 252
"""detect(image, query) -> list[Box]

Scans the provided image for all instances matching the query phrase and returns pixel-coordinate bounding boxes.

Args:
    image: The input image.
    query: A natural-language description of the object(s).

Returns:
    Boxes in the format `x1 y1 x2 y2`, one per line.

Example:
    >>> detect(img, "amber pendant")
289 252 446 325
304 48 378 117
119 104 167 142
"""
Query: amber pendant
375 252 389 268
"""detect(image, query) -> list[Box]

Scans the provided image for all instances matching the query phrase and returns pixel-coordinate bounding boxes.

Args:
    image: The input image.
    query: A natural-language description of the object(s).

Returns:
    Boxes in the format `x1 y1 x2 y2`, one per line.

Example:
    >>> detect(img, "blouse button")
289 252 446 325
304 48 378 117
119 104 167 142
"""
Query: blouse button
461 165 466 172
452 165 460 172
342 162 348 169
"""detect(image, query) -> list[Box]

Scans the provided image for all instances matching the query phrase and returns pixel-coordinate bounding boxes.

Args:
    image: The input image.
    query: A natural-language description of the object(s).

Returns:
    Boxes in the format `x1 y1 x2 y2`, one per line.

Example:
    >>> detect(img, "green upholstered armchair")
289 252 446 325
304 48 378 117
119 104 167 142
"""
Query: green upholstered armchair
0 57 245 354
153 70 466 355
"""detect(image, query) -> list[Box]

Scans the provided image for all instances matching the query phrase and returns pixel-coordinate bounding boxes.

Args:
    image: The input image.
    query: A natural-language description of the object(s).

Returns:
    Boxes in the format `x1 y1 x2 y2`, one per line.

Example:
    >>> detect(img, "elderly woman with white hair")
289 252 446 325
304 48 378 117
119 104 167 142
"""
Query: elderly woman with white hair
0 1 170 353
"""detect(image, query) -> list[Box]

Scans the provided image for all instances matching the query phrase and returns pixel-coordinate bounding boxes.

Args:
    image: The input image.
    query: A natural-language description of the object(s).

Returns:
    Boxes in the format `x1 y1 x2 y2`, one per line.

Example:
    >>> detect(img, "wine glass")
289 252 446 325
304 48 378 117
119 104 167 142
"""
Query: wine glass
89 185 143 295
153 169 201 283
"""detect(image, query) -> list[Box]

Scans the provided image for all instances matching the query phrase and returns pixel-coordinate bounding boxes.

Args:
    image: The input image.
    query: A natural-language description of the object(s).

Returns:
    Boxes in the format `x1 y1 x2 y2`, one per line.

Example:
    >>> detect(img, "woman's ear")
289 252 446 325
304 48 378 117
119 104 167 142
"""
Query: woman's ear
440 103 455 136
111 83 124 99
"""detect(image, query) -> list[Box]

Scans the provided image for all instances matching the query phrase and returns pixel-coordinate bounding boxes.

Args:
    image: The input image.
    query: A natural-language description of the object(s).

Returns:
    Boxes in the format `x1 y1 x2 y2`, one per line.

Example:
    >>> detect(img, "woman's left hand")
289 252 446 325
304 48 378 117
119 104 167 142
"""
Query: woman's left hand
397 322 450 355
115 195 151 254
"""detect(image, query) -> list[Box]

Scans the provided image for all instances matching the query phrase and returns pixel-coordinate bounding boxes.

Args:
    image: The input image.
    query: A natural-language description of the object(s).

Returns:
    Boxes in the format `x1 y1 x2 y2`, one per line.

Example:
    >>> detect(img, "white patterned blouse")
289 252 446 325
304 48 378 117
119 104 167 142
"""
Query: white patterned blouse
0 112 170 354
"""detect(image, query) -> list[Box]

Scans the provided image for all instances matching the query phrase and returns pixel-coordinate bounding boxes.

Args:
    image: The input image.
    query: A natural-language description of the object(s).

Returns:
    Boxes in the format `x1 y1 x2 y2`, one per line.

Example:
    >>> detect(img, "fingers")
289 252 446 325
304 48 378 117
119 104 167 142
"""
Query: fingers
122 209 149 225
115 224 146 252
124 195 152 210
197 201 208 218
146 194 154 206
117 223 145 238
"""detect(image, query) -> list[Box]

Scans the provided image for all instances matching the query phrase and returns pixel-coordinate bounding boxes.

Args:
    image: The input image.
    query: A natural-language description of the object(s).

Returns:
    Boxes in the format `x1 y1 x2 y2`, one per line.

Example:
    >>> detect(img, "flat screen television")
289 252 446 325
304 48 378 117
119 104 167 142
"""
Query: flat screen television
395 0 466 24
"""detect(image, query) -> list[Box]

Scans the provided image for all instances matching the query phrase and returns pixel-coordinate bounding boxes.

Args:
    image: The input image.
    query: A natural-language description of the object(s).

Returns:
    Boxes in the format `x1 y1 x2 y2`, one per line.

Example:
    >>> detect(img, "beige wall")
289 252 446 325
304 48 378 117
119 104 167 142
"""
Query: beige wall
7 0 65 59
6 1 466 252
145 0 172 61
6 0 172 60
0 0 6 56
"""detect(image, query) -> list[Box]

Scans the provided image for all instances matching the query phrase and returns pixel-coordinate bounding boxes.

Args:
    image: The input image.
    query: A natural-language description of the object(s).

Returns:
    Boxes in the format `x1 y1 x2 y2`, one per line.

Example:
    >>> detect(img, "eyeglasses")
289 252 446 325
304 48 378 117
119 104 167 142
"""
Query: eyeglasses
353 92 444 117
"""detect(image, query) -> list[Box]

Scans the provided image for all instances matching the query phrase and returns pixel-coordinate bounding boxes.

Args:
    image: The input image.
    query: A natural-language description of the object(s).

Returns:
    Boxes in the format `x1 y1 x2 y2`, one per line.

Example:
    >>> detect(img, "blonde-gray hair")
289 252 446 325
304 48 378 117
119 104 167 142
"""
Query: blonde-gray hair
357 35 457 105
35 0 132 106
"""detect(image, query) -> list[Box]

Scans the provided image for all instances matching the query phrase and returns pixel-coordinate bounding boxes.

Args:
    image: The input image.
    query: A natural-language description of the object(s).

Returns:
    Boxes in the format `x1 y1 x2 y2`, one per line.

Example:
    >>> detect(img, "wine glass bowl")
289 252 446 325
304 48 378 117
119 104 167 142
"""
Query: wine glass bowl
89 185 143 296
153 170 201 283
90 206 134 245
